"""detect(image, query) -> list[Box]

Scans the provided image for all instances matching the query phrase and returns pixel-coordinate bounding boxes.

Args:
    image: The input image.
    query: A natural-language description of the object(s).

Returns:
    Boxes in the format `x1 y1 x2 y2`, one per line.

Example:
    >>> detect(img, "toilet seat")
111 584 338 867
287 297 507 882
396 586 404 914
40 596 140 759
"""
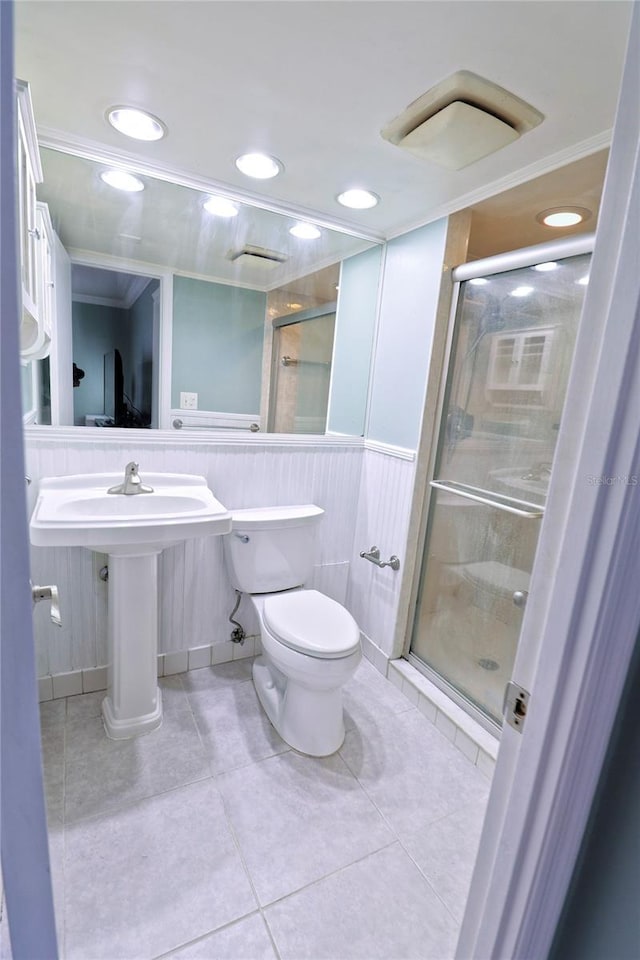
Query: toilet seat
263 589 360 659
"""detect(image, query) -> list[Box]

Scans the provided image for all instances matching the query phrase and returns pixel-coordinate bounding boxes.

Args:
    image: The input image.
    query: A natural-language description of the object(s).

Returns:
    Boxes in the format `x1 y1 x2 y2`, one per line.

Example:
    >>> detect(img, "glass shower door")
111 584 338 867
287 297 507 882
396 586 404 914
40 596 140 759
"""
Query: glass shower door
409 251 591 727
269 305 336 434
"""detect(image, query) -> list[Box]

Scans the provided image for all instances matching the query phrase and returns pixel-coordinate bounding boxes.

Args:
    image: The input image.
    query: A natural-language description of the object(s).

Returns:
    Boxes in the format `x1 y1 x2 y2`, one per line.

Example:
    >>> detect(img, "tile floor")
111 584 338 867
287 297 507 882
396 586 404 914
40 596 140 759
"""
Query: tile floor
32 657 490 960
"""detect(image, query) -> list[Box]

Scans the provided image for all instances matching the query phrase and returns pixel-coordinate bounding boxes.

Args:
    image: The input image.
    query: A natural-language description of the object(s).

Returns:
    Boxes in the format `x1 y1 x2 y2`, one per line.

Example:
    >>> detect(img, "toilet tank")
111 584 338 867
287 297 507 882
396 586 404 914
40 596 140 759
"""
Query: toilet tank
224 505 324 593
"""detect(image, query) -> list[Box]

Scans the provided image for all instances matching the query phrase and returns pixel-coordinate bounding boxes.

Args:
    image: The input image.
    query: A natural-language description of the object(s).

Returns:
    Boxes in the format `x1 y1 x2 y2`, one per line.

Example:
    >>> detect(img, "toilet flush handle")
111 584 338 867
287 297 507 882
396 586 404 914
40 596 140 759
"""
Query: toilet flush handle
233 532 250 544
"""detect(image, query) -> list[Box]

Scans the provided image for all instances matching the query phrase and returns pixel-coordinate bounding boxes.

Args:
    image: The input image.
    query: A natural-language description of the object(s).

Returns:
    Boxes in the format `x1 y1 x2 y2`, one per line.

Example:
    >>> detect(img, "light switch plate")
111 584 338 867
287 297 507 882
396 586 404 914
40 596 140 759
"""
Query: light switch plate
180 392 198 410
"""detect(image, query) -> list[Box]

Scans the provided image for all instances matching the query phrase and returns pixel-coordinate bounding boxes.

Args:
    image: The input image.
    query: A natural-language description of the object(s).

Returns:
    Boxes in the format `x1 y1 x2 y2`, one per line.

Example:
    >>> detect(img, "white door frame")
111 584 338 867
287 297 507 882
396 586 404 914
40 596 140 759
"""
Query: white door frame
63 248 173 429
457 7 640 957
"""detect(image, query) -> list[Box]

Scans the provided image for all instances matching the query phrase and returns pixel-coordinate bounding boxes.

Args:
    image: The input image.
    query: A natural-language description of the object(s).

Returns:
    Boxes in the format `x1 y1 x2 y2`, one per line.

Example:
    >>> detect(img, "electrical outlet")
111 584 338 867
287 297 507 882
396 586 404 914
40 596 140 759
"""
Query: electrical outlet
180 392 198 410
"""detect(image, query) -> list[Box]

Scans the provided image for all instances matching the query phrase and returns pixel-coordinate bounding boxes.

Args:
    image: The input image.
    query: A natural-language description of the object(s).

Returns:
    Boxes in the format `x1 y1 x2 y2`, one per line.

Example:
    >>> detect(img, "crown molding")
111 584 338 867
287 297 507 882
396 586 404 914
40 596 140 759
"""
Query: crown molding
385 130 612 242
36 126 386 245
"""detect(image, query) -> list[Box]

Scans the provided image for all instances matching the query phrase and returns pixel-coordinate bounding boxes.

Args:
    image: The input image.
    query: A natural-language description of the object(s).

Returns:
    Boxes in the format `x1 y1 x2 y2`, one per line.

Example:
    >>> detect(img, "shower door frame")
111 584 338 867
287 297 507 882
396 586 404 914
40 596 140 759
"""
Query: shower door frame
404 232 596 733
267 301 337 434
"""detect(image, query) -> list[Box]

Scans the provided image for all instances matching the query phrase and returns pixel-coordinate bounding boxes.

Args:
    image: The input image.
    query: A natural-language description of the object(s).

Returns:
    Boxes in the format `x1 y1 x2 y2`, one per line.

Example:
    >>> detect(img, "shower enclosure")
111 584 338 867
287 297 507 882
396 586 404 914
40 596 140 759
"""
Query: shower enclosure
409 238 593 729
268 303 336 433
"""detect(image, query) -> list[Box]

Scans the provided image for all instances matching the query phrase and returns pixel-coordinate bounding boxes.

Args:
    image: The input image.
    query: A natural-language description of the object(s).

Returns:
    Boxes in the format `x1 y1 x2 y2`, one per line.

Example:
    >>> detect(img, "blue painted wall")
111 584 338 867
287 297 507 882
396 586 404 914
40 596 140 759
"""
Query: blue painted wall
125 279 156 419
172 276 266 414
71 302 128 425
366 219 448 450
327 245 382 437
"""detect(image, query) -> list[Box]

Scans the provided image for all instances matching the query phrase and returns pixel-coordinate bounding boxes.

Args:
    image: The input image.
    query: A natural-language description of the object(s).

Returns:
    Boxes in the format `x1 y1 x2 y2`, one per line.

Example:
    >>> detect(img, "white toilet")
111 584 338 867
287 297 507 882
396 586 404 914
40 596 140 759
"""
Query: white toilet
223 504 361 756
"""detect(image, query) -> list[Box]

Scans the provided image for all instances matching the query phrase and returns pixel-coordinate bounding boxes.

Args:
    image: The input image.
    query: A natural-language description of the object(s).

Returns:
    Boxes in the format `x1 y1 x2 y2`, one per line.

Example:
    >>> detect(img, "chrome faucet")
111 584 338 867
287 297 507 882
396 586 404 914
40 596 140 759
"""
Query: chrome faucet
107 461 154 495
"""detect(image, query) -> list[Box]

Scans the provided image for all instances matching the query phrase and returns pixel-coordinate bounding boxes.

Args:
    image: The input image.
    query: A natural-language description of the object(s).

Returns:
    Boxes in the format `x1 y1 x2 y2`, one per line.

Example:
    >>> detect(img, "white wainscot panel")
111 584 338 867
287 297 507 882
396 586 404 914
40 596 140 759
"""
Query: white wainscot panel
347 447 416 657
25 435 364 675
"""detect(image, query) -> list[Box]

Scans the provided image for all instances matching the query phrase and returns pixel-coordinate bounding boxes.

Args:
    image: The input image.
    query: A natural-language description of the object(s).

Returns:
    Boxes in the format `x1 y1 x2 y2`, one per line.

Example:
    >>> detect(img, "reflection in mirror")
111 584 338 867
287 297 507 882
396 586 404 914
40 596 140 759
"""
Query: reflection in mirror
71 265 158 427
270 303 337 434
26 144 382 436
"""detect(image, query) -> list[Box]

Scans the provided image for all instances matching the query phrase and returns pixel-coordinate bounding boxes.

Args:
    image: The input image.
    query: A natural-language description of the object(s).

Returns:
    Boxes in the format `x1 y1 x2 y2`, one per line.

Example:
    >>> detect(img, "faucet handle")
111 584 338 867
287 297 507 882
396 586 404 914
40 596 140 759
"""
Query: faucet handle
32 583 62 627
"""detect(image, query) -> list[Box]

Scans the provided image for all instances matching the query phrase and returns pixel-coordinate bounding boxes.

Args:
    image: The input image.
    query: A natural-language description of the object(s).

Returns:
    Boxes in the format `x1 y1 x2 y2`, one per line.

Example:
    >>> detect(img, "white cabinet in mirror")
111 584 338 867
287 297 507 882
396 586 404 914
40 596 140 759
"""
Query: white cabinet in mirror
17 81 55 364
21 131 382 437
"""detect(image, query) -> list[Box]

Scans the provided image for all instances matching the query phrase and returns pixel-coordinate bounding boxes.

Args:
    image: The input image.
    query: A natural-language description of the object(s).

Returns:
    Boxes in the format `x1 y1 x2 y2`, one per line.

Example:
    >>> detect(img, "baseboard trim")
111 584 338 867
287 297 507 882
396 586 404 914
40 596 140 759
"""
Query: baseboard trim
387 658 499 778
38 637 261 702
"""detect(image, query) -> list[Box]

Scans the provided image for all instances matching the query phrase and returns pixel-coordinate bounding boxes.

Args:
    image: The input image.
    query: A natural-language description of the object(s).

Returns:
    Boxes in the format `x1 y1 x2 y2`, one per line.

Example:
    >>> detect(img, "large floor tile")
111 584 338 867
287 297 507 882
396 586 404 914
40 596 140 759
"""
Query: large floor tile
40 706 65 828
265 842 459 960
343 658 413 731
65 677 190 725
339 708 491 838
400 801 487 921
217 750 394 906
48 825 66 955
166 913 277 959
189 679 290 775
40 698 67 727
64 707 211 822
182 661 253 694
0 898 11 960
63 780 257 960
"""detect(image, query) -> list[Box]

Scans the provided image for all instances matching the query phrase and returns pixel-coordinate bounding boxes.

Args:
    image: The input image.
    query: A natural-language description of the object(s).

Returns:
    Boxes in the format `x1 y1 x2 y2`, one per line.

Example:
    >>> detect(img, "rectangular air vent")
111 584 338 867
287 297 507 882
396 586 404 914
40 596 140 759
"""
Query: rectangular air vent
381 70 543 170
227 245 288 269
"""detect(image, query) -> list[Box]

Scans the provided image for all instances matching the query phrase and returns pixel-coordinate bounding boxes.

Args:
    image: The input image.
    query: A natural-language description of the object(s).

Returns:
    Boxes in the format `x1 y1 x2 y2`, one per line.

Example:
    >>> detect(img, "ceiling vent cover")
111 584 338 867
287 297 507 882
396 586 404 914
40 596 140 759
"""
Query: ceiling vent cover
381 70 543 170
227 244 287 269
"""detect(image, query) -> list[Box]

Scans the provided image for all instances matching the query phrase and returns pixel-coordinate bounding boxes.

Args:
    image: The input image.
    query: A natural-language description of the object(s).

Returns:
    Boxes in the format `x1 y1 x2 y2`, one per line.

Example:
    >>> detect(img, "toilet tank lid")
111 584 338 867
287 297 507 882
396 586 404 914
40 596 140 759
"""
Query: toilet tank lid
229 504 324 530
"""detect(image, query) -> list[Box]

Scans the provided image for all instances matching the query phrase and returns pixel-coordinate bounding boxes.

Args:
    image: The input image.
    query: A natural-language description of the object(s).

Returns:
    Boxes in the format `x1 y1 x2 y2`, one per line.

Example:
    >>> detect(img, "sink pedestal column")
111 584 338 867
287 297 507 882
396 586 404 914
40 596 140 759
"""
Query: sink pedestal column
101 550 163 739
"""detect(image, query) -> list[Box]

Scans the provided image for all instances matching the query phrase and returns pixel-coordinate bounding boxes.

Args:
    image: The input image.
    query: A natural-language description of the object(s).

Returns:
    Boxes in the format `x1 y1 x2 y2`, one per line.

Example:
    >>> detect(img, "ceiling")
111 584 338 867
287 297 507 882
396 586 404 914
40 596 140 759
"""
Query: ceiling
38 148 375 290
468 149 609 259
14 1 633 242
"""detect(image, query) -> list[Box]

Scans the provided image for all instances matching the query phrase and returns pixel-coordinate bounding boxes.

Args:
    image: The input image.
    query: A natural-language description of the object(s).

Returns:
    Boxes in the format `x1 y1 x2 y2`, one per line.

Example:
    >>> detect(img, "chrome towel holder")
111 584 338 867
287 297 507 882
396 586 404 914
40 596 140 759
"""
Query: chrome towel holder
359 546 400 571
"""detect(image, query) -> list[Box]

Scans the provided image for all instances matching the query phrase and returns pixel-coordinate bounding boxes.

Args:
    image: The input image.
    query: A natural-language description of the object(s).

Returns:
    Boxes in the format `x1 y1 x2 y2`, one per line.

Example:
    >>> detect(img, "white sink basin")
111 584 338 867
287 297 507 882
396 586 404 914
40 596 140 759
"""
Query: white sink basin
30 472 231 551
29 470 231 740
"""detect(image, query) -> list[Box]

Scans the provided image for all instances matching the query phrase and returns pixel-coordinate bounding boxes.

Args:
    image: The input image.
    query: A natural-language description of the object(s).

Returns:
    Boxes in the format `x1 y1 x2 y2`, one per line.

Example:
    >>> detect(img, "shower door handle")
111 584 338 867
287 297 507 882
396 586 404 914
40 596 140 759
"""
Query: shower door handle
429 481 545 518
513 590 529 608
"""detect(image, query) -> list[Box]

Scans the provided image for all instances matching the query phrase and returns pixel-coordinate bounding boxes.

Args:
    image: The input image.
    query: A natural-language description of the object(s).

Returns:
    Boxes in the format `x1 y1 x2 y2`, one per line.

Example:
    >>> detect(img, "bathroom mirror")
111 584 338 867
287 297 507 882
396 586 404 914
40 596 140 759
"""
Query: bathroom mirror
25 144 382 435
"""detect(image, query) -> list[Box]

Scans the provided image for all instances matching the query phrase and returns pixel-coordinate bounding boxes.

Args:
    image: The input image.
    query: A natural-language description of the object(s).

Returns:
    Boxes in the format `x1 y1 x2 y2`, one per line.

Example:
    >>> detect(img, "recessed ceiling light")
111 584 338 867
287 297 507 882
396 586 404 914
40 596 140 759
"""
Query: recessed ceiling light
107 106 166 141
336 189 379 210
469 277 489 286
289 223 321 240
536 206 591 228
100 169 145 192
203 196 239 218
235 153 283 179
511 286 534 297
577 275 590 286
533 261 559 272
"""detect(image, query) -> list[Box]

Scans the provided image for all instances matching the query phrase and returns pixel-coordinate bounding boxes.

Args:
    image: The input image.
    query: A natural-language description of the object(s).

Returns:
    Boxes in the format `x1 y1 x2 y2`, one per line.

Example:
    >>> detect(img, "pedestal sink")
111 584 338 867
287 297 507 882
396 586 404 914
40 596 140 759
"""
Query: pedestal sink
30 471 231 739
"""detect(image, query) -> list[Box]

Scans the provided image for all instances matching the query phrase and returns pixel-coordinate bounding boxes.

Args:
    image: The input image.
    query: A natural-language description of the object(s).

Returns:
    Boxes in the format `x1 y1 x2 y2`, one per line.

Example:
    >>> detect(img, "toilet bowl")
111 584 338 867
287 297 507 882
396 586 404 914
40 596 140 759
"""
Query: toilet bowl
223 505 361 756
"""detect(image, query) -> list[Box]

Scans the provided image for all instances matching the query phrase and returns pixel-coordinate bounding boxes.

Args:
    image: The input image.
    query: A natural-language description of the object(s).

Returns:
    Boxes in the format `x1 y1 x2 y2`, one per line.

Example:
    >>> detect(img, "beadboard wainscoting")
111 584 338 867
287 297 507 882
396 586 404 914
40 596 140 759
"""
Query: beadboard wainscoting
25 431 364 681
348 442 417 660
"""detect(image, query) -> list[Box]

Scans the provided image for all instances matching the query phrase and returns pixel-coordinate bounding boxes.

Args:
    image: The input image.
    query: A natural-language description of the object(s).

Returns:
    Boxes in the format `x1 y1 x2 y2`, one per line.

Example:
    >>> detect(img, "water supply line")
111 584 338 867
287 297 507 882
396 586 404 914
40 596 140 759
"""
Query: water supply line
229 590 246 644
